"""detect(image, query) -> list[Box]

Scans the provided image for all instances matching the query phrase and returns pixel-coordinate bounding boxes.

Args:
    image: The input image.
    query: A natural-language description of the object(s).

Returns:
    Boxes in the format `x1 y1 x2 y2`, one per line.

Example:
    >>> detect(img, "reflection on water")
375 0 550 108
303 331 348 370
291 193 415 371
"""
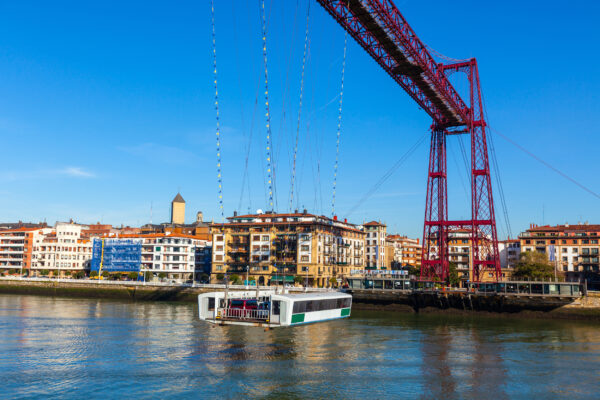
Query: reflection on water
0 295 599 399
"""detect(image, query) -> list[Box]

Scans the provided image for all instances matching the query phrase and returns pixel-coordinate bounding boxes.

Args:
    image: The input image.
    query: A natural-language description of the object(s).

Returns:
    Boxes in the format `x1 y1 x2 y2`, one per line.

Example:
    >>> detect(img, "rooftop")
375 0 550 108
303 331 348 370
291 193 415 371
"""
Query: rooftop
172 193 185 203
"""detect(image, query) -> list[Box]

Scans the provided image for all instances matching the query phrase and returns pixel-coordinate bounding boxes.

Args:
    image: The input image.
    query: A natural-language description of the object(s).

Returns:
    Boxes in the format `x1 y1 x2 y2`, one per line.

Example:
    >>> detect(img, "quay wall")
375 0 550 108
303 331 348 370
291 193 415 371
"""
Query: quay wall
350 290 600 321
0 279 207 303
2 279 600 321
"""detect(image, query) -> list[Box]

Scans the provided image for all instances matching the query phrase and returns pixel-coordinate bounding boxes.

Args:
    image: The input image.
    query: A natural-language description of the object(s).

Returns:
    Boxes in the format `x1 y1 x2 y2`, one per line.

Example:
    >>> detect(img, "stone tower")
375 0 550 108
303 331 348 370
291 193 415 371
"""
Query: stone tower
171 193 185 225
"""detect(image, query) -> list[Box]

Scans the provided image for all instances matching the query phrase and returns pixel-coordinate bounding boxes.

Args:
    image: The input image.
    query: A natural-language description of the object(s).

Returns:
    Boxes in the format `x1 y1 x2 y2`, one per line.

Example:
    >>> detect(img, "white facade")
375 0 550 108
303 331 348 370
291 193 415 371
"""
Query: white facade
31 223 92 274
498 240 521 270
141 235 210 280
362 223 387 269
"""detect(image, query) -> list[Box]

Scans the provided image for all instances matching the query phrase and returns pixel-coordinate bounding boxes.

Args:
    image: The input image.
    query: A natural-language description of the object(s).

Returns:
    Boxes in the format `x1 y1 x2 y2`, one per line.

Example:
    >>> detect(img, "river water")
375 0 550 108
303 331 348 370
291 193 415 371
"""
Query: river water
1 294 599 399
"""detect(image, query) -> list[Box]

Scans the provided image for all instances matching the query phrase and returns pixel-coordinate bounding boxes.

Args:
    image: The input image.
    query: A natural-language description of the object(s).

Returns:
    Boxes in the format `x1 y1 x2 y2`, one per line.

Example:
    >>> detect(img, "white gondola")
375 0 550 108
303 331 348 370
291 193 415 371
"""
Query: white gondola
197 290 352 327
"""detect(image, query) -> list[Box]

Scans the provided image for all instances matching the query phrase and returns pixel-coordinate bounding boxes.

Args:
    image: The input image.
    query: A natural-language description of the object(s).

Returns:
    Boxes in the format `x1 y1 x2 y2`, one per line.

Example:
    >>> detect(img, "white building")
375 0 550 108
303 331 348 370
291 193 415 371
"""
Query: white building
138 234 211 282
498 239 521 270
31 222 92 276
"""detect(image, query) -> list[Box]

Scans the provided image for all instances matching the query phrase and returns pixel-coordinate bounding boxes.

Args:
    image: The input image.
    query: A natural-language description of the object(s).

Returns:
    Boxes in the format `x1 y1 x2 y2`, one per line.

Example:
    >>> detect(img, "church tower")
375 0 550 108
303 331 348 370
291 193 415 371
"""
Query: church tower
171 193 185 225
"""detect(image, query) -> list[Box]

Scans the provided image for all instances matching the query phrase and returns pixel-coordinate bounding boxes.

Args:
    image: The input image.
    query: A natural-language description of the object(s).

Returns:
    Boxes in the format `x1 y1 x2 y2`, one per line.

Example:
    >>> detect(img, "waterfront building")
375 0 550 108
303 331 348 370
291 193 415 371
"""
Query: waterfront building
362 221 387 269
210 211 366 287
498 239 520 271
31 222 92 277
519 223 600 283
135 234 210 282
88 233 210 282
387 235 422 269
0 227 50 274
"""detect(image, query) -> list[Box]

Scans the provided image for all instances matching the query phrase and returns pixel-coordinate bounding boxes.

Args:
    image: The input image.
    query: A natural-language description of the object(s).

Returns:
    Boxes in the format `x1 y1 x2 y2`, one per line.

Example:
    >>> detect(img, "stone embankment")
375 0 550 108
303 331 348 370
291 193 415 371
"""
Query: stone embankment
2 279 600 321
350 289 600 321
0 278 209 302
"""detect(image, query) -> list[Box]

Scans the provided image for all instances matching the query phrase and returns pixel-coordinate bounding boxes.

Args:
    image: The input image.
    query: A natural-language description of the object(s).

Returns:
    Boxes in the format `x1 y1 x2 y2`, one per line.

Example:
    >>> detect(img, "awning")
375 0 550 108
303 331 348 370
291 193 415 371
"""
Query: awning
270 275 295 283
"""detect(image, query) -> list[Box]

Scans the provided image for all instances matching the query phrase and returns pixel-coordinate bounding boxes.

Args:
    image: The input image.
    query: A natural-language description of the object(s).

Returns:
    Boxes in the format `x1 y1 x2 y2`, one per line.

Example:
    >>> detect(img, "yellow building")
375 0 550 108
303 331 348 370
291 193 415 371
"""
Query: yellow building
171 193 185 225
210 211 366 287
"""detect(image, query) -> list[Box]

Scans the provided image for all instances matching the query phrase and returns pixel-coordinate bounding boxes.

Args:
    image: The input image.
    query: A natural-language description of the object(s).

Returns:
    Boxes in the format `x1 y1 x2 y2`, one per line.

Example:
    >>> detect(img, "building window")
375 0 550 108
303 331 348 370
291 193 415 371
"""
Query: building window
301 255 309 262
301 245 309 252
215 255 223 261
262 235 269 241
253 235 260 241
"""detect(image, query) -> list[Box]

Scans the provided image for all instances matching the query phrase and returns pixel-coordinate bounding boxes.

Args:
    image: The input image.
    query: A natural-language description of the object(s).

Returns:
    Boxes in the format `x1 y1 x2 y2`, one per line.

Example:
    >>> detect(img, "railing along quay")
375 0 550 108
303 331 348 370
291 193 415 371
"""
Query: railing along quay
345 277 584 299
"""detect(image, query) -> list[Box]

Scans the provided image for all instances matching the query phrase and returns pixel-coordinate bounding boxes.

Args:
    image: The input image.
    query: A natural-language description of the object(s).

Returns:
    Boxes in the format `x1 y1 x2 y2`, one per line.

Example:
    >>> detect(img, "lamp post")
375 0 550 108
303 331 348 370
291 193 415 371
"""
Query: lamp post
245 265 249 288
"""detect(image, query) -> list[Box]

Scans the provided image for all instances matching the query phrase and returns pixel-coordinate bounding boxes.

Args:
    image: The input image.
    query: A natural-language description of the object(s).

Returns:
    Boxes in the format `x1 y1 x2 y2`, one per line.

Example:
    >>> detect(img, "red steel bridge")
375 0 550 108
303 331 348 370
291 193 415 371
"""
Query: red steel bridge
317 0 500 283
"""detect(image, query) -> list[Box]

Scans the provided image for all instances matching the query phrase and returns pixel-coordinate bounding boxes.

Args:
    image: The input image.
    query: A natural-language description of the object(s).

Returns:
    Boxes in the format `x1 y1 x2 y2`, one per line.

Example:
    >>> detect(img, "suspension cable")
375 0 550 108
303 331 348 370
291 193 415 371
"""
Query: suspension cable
491 127 600 201
211 0 224 222
346 133 427 217
260 0 276 211
479 86 513 238
424 44 470 64
488 131 512 238
289 2 311 212
331 31 348 217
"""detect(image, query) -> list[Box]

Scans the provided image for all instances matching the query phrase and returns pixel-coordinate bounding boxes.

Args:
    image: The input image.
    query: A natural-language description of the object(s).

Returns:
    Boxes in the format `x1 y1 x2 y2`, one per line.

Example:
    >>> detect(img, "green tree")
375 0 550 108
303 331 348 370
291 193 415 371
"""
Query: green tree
8 269 16 275
144 271 154 281
329 277 338 287
199 273 209 283
293 275 304 285
90 270 99 278
73 271 85 279
230 274 241 285
158 272 167 279
128 272 139 280
41 269 50 276
448 262 460 287
513 251 554 281
64 271 72 276
216 273 224 282
406 265 420 277
101 271 110 278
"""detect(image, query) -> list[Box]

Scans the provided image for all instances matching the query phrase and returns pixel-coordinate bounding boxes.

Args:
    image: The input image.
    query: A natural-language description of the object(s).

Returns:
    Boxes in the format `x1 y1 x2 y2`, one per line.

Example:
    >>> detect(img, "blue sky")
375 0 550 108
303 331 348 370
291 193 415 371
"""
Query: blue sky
0 0 599 239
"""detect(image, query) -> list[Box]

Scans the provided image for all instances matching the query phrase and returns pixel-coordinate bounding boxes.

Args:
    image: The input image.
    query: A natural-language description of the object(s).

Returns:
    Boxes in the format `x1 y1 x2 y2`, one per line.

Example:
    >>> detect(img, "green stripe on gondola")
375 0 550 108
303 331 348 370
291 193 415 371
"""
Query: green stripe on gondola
341 308 350 316
291 313 305 324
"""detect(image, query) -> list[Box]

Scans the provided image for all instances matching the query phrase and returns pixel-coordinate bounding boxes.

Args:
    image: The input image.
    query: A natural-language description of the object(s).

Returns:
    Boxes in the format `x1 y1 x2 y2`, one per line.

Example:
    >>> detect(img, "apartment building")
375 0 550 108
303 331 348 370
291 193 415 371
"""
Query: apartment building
0 227 49 273
135 234 210 282
31 222 92 277
363 221 387 269
499 239 521 270
519 223 600 282
387 235 422 269
90 233 211 281
210 211 366 287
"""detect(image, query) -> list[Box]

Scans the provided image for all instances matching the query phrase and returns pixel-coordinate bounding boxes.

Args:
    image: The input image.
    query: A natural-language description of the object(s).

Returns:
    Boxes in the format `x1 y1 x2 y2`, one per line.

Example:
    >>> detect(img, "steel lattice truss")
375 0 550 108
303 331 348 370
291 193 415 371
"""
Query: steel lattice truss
317 0 501 282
